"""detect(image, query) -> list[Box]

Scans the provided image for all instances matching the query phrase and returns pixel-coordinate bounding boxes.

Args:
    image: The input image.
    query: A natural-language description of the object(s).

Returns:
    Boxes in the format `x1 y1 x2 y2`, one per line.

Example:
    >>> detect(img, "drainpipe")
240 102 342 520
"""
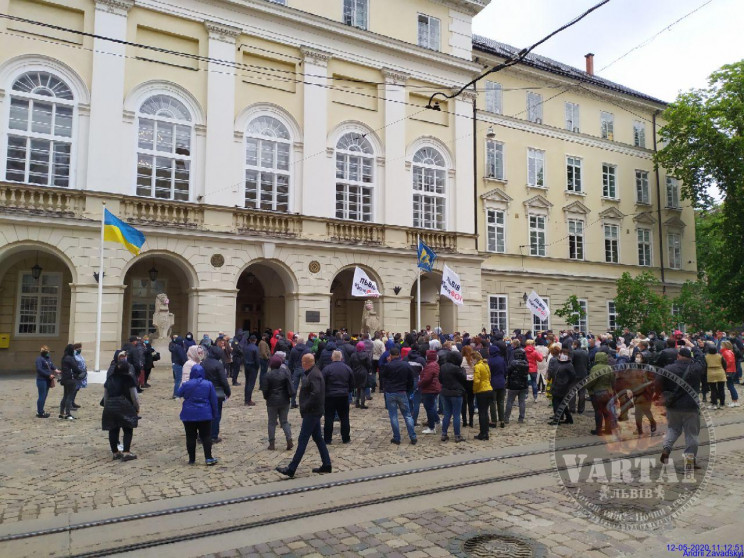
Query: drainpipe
472 85 479 251
652 110 666 294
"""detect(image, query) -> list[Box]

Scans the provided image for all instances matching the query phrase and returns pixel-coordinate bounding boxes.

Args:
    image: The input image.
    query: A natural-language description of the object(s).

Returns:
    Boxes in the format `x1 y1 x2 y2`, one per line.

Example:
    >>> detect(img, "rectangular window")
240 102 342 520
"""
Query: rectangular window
16 272 61 336
417 14 440 51
533 296 550 331
486 140 504 180
601 111 614 140
486 209 505 253
668 233 681 269
527 148 545 187
602 163 617 199
343 0 368 29
529 214 546 256
666 177 680 208
637 228 652 267
635 170 650 204
633 121 646 148
565 102 580 132
604 224 619 263
568 219 584 260
489 295 508 332
527 92 543 123
576 299 588 333
672 304 686 333
566 156 582 192
485 81 502 114
607 300 617 331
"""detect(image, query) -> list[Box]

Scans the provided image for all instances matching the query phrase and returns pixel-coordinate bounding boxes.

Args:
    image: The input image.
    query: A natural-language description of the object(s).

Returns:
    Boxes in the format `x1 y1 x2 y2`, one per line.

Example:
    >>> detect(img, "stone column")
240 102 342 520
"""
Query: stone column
300 47 332 219
381 69 409 227
194 288 238 335
453 92 476 234
296 292 332 335
86 0 133 194
69 283 126 369
203 21 241 206
382 295 410 333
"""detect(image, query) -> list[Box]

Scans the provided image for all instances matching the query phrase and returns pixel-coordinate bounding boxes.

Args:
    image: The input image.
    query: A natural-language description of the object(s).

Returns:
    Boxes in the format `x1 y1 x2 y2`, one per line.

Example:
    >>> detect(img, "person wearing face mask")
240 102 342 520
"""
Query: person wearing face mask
60 344 84 419
548 348 575 425
169 336 187 399
69 343 87 410
35 346 57 418
141 335 159 388
183 332 196 350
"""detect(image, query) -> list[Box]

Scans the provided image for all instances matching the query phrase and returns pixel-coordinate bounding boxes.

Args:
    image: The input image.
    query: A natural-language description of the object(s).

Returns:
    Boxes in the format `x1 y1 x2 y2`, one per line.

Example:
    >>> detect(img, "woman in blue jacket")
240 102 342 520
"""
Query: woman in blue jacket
35 346 57 418
177 364 219 465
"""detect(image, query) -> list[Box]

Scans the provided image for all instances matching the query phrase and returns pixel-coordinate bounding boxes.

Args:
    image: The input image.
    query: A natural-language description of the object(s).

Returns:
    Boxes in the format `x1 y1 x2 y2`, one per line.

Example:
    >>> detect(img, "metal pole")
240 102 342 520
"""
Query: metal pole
94 203 106 373
416 234 421 333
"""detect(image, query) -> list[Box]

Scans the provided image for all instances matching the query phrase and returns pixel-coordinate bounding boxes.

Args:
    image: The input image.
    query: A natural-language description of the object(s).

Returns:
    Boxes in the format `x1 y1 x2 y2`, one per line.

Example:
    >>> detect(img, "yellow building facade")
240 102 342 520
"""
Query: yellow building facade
0 0 695 371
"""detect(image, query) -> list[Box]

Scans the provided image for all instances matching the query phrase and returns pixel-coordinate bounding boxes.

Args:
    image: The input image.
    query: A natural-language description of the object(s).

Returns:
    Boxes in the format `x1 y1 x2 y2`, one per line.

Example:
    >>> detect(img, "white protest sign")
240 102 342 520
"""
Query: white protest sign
351 267 380 298
440 264 464 306
526 291 550 320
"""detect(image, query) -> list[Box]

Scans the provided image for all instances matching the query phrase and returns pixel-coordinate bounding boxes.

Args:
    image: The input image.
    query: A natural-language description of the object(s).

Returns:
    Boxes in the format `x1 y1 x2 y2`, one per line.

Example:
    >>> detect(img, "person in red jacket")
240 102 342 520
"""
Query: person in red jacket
419 350 441 434
721 341 740 407
524 340 544 402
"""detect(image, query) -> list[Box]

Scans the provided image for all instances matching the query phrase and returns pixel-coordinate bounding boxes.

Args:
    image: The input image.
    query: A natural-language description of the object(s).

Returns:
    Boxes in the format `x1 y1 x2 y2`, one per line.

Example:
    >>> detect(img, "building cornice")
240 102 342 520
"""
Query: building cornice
381 68 409 86
204 21 242 44
94 0 134 16
301 47 332 68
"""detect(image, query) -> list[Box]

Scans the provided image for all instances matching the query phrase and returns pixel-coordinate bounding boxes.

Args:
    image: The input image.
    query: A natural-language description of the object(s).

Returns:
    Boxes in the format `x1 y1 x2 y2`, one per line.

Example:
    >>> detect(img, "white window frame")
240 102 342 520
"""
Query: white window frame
565 102 580 132
343 0 368 29
15 271 62 337
527 148 545 188
417 14 440 51
604 223 619 263
489 295 508 332
528 213 546 257
486 140 504 180
412 147 447 230
566 156 582 193
602 163 617 199
533 296 550 331
666 176 681 209
136 94 194 202
486 208 505 253
568 218 585 261
5 71 76 188
607 300 617 331
485 81 502 114
667 232 682 270
633 121 646 148
637 228 652 267
575 299 588 333
335 133 375 222
672 304 686 333
600 111 614 140
527 91 543 123
635 170 650 204
244 115 292 212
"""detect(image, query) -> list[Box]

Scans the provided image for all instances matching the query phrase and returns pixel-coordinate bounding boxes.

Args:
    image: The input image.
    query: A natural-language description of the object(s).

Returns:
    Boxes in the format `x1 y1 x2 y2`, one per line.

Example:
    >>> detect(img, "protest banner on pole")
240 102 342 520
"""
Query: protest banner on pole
526 291 550 320
440 264 463 306
351 267 380 298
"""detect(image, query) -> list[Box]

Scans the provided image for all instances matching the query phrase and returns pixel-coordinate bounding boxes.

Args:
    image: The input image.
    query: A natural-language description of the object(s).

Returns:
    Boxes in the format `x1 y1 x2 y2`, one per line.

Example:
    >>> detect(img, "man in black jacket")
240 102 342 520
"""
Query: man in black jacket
570 340 590 414
381 346 418 445
203 346 231 443
276 354 331 478
322 351 354 444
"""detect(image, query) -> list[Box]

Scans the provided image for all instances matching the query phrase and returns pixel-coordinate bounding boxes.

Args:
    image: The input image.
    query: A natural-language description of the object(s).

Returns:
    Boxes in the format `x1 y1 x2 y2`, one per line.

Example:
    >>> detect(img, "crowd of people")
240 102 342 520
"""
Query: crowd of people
33 325 744 473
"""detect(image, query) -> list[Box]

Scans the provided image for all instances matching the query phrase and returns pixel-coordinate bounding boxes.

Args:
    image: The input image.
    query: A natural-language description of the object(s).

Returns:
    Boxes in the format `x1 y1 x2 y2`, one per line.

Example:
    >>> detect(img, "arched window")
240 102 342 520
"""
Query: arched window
6 71 75 187
335 133 374 222
412 147 446 230
136 94 192 201
245 115 290 211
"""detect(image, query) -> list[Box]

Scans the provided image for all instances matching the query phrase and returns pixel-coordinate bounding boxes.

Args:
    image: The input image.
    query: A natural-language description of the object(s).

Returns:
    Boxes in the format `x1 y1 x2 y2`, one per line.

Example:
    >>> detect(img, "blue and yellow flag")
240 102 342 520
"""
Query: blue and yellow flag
103 209 146 255
417 239 437 272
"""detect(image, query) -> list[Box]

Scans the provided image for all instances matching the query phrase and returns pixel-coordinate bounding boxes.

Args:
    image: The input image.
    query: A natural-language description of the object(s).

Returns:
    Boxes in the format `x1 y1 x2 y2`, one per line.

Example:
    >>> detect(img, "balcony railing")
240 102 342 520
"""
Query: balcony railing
407 230 458 252
327 221 384 245
120 198 204 228
0 183 84 216
234 210 301 237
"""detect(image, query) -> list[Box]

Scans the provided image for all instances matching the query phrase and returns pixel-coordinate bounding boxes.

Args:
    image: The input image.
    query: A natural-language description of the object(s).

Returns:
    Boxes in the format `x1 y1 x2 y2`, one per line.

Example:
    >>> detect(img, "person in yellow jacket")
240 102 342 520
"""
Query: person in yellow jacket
472 353 493 441
705 343 727 409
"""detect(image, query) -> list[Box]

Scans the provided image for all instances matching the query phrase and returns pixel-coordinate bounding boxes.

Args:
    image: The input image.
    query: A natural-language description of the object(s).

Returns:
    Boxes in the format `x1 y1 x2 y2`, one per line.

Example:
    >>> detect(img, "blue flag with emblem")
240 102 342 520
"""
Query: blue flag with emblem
417 239 437 272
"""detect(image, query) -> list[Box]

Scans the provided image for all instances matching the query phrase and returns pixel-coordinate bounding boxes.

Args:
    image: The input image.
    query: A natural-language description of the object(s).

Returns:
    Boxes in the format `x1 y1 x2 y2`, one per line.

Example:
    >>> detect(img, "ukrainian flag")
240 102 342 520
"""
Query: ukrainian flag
103 209 146 255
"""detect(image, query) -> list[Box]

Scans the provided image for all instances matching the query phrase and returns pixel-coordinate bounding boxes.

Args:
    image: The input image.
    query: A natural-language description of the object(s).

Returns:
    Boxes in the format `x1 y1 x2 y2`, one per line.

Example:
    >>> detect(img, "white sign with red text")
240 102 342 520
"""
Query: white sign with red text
440 264 464 306
351 267 380 298
526 290 550 320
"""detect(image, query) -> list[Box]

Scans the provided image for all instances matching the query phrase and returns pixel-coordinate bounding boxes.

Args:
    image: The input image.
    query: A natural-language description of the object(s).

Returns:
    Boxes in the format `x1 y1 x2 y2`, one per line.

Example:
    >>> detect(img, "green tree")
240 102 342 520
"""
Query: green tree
614 272 673 334
673 280 733 333
554 295 585 327
655 61 744 319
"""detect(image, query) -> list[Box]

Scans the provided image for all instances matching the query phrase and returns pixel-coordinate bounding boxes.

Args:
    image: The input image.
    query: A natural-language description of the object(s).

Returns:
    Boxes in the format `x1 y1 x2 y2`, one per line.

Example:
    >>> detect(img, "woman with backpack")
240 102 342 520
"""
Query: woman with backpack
504 348 530 424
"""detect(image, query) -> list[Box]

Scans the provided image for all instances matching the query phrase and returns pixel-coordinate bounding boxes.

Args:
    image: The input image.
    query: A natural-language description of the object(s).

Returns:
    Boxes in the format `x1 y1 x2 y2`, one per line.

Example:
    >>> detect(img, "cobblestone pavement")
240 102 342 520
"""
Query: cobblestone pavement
209 449 744 558
2 362 743 528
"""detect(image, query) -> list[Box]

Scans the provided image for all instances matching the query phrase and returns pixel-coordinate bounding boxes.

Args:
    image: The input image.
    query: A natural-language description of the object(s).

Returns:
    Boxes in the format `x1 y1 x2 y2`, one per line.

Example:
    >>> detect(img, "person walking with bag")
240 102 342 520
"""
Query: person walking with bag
102 361 140 461
177 364 219 466
202 345 231 444
35 346 57 418
60 344 83 420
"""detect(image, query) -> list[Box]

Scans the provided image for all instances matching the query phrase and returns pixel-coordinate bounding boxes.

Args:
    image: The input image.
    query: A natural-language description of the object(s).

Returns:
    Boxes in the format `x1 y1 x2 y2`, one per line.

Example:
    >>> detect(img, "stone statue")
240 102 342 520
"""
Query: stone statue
361 299 380 335
152 292 175 340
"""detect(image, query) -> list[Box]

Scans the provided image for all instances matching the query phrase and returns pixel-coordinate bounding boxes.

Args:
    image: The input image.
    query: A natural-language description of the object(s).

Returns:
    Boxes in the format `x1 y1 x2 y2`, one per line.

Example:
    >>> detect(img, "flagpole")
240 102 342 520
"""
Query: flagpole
416 234 421 333
94 203 106 373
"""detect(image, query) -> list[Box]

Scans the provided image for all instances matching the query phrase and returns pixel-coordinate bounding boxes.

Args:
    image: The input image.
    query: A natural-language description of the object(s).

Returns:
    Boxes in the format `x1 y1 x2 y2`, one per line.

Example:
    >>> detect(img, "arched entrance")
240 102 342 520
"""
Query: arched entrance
410 271 456 333
236 261 296 335
0 244 75 372
122 253 194 342
329 266 383 334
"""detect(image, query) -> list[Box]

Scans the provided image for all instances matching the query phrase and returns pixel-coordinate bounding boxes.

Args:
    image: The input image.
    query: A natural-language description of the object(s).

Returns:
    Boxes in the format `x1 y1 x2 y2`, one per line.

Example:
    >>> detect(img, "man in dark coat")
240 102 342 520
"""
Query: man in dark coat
243 335 260 406
288 336 311 408
381 346 417 445
655 338 679 369
322 351 354 444
570 340 590 414
202 346 231 443
229 329 244 386
122 336 144 392
276 354 332 477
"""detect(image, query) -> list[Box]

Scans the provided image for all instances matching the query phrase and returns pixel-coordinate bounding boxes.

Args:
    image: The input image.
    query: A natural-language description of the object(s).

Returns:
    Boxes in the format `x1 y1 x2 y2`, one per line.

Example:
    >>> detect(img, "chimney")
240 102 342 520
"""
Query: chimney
585 53 595 75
